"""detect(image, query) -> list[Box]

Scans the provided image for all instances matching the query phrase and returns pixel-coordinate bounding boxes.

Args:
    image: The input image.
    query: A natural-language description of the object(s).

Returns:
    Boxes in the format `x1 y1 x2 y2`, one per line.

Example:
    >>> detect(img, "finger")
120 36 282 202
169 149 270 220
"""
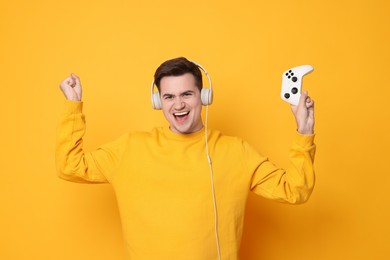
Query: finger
305 96 314 108
60 75 73 88
298 90 308 108
71 73 81 87
308 102 315 119
307 98 315 119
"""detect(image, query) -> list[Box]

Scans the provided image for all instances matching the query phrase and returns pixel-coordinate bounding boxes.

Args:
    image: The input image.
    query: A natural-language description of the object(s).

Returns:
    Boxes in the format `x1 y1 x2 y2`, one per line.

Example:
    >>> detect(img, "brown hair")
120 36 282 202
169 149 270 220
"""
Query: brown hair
154 57 203 92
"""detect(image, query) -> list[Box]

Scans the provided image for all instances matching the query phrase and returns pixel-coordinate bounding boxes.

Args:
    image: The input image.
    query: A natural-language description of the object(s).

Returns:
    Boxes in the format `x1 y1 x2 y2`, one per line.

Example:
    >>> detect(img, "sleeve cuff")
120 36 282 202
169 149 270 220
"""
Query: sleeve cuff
293 131 316 148
64 100 83 113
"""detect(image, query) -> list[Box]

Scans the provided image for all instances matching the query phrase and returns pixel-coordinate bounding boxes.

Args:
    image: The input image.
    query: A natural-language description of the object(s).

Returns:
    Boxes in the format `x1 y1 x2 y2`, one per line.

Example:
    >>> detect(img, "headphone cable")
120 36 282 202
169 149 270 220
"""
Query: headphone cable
205 105 222 260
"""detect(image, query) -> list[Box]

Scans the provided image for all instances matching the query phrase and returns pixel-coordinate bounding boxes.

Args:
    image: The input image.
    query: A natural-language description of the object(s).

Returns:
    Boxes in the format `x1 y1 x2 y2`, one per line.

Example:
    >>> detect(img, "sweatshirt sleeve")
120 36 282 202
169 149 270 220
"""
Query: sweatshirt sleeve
55 100 126 183
248 132 316 204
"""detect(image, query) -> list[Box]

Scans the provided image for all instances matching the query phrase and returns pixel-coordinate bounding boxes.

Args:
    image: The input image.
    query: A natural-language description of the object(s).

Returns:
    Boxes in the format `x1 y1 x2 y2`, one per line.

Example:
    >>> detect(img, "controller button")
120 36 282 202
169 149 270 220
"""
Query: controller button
284 93 290 99
292 76 298 82
292 87 298 94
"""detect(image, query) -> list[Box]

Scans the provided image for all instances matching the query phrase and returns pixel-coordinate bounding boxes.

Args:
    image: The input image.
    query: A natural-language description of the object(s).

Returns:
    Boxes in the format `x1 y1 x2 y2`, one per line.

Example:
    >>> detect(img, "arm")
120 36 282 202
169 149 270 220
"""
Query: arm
248 133 316 204
55 74 122 183
249 92 316 203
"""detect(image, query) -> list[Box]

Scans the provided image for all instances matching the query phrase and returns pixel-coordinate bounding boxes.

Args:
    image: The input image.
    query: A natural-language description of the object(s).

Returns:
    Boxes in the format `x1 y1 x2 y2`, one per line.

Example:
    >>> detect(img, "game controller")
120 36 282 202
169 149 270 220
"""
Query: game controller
281 65 314 106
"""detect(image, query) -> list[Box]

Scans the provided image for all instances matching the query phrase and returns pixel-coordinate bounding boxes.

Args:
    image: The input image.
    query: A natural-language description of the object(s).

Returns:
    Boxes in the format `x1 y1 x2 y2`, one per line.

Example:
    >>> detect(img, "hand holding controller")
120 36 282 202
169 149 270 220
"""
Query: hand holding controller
281 65 314 106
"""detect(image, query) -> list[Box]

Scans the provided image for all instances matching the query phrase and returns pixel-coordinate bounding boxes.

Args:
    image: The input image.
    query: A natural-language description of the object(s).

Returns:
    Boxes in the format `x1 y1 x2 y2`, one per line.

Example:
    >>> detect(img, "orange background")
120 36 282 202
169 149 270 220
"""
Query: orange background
1 0 389 259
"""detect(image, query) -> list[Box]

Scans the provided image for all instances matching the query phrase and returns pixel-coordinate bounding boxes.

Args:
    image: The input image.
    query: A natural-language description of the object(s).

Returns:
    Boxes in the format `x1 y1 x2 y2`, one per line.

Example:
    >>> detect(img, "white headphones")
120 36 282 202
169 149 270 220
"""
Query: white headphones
150 60 213 110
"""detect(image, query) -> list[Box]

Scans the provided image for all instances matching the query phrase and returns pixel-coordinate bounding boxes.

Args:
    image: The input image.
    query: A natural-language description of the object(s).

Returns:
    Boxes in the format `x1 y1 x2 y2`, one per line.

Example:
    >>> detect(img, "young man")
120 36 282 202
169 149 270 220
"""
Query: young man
56 57 316 260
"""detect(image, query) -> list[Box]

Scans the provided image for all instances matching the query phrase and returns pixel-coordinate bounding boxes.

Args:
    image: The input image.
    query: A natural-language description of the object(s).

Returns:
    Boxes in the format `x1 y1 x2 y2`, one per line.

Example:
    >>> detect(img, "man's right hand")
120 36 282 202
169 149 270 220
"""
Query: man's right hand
59 73 82 101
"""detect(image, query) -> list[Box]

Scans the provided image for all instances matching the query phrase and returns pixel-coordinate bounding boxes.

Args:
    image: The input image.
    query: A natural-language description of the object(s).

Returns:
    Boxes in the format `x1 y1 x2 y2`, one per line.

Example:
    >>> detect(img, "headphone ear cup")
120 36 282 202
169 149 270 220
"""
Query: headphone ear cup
201 88 213 106
151 92 162 110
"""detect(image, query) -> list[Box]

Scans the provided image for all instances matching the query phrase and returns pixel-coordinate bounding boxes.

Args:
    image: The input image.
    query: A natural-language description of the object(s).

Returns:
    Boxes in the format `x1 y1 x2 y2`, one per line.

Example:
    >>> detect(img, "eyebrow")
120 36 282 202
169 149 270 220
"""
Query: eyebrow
162 90 195 98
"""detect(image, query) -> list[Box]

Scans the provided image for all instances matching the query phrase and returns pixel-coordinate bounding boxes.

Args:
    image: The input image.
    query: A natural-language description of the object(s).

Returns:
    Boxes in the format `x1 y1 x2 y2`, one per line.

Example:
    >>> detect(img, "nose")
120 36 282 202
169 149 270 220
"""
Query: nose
173 97 185 109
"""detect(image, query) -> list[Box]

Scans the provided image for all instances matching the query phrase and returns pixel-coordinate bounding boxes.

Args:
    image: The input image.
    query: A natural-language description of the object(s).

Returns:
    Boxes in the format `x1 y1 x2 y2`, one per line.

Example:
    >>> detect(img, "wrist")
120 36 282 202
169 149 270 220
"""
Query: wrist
297 122 314 134
67 97 81 101
297 128 314 135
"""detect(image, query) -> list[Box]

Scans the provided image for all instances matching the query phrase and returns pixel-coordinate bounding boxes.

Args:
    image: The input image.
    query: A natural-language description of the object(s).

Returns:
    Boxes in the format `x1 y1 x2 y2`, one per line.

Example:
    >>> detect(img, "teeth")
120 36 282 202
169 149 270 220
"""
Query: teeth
174 112 189 116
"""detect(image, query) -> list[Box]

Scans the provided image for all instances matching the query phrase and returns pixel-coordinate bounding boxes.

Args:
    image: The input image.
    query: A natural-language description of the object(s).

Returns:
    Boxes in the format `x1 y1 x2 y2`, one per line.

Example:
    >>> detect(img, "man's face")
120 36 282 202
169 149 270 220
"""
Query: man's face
159 73 203 134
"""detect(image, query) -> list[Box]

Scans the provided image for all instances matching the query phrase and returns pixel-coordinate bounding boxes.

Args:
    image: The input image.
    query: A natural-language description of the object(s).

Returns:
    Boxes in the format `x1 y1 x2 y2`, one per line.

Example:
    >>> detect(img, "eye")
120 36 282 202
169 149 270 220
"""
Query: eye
183 92 193 97
163 95 174 100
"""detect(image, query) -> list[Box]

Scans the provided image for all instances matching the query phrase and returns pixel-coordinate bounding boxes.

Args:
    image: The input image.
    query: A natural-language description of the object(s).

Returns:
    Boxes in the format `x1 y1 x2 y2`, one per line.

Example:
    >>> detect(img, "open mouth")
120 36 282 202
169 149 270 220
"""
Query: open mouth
173 111 190 121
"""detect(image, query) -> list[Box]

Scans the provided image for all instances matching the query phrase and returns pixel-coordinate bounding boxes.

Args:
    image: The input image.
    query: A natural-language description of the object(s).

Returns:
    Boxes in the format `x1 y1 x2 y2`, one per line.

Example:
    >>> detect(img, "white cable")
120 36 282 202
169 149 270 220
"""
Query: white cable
204 105 221 260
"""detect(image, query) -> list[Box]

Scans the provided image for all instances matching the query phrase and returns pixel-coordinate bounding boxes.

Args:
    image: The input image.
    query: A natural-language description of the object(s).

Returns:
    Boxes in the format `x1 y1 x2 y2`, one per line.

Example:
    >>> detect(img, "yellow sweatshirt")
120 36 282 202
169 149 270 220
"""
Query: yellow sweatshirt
56 101 316 260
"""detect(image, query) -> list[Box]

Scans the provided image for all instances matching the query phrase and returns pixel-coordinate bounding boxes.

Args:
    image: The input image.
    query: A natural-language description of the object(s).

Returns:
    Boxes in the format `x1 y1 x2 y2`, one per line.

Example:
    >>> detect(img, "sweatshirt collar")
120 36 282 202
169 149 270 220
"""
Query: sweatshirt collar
162 126 206 141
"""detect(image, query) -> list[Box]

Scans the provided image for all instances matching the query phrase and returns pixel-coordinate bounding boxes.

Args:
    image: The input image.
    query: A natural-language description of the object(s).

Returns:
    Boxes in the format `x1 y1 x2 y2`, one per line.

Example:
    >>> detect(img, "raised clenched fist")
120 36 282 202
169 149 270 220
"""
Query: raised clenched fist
59 73 82 101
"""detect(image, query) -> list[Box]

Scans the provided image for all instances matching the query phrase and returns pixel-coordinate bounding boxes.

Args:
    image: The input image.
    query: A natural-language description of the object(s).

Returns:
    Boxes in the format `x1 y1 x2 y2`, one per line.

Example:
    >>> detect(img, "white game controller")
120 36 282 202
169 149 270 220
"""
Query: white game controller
281 65 314 106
